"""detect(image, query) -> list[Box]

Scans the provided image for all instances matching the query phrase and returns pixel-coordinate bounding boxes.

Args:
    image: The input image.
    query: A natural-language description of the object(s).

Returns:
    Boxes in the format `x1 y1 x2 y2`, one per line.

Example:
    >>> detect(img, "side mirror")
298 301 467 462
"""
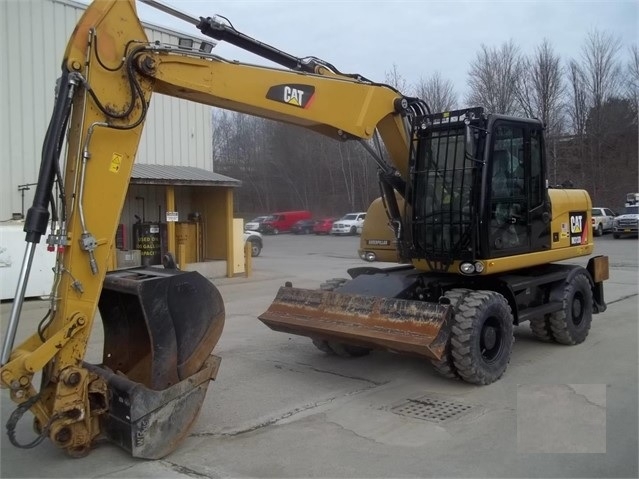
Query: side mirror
464 121 476 158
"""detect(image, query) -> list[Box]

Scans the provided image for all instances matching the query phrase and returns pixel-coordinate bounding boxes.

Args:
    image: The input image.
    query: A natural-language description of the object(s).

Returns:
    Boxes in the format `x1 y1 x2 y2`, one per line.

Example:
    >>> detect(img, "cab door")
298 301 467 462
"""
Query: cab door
485 120 550 258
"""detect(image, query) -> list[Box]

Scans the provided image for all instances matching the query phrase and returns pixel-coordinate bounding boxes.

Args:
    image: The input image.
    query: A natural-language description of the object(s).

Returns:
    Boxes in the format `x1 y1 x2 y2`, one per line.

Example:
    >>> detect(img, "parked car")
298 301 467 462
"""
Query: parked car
313 217 337 235
245 216 268 231
331 212 366 235
591 207 616 237
260 210 312 234
612 205 639 239
290 219 316 234
243 231 263 257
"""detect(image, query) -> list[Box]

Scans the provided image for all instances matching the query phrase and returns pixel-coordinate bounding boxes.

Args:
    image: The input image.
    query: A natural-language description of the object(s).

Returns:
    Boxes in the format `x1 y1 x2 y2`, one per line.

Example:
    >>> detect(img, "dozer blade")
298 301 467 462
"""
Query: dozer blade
259 287 452 360
92 267 225 458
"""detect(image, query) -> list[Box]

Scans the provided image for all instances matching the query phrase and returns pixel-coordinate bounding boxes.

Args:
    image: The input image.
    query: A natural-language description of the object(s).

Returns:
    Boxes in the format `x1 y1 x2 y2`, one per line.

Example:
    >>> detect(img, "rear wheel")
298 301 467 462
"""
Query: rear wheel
548 273 592 345
429 288 472 379
249 240 261 257
613 233 620 239
450 291 514 385
529 316 554 342
595 223 603 237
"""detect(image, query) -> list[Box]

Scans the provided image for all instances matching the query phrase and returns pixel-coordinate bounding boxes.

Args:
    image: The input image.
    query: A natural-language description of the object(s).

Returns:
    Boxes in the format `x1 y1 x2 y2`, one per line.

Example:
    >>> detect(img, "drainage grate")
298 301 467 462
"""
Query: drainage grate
391 396 473 423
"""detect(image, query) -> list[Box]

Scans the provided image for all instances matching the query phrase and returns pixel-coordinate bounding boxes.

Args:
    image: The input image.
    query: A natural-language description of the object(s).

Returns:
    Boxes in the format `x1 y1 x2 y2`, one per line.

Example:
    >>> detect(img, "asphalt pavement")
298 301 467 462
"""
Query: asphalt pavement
1 233 637 478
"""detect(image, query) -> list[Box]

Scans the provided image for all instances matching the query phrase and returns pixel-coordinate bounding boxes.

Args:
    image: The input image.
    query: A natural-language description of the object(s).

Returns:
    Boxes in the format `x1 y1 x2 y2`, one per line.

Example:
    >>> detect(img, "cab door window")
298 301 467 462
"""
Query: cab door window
490 123 528 254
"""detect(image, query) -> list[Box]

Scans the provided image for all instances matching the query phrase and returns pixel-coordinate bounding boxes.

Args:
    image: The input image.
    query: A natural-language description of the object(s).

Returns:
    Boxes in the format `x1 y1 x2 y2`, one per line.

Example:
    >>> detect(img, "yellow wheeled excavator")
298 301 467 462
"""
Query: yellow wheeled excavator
1 0 608 460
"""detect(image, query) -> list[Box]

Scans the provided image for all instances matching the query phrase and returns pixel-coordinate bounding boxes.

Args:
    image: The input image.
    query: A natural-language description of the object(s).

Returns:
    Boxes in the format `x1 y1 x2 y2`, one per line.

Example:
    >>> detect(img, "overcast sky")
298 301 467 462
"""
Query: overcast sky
130 1 636 100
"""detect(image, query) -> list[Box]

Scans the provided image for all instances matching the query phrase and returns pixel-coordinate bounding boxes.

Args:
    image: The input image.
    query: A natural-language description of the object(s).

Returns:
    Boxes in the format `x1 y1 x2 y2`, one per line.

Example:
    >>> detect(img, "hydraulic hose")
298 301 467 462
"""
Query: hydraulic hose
23 70 76 244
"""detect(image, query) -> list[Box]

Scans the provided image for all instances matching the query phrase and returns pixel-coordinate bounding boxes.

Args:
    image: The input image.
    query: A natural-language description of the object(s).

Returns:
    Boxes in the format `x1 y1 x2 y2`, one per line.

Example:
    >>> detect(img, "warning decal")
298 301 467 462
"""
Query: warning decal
109 153 123 173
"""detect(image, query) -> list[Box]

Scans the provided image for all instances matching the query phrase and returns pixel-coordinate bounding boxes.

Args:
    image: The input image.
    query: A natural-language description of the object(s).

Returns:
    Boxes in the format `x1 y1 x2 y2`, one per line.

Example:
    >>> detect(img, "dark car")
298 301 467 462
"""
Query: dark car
313 217 337 235
290 219 316 234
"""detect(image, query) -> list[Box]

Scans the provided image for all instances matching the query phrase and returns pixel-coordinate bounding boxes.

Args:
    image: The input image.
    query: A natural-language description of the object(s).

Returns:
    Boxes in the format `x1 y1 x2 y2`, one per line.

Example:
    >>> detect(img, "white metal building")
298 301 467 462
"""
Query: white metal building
0 0 215 220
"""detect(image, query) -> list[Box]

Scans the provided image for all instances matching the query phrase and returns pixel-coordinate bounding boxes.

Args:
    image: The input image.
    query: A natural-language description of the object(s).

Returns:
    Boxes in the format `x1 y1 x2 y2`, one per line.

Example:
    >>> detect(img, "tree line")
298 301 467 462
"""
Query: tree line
213 29 638 217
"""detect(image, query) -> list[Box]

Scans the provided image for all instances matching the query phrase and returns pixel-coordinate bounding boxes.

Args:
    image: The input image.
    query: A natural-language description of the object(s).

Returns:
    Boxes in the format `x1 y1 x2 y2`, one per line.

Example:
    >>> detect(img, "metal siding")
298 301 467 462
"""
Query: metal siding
1 0 213 220
1 2 10 218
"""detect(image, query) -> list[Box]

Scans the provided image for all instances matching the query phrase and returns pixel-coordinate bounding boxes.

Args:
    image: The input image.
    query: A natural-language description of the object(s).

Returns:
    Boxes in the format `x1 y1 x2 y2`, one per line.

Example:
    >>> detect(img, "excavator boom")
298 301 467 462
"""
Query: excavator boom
0 0 444 458
2 0 607 459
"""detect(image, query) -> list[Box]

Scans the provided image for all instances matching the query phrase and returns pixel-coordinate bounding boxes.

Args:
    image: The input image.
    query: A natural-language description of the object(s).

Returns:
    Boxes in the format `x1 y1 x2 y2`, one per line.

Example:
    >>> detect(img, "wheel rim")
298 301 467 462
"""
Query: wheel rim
571 291 584 326
251 244 259 256
480 317 503 363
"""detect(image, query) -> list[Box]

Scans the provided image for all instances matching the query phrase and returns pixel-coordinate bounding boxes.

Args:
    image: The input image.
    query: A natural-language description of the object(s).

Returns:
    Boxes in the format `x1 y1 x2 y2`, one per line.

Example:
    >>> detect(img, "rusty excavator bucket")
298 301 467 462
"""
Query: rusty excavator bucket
91 267 225 459
259 286 452 359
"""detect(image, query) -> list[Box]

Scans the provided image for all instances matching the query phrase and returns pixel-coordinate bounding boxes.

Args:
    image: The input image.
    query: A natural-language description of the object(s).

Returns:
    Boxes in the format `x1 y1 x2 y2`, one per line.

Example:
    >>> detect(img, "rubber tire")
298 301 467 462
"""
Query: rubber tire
595 223 603 237
529 316 554 342
312 278 371 358
272 228 279 235
328 341 370 358
613 233 620 239
450 290 514 385
249 240 261 257
350 226 357 235
429 288 472 379
548 273 593 345
312 339 333 353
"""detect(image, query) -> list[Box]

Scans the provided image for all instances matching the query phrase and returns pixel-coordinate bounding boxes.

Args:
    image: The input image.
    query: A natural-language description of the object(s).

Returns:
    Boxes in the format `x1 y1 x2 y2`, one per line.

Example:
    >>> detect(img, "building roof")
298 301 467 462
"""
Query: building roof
131 164 241 187
53 0 215 45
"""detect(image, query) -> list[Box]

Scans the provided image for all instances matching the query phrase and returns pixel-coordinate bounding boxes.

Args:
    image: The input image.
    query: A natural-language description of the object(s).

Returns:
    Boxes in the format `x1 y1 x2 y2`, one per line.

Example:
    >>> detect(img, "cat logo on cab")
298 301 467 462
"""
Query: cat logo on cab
266 84 315 108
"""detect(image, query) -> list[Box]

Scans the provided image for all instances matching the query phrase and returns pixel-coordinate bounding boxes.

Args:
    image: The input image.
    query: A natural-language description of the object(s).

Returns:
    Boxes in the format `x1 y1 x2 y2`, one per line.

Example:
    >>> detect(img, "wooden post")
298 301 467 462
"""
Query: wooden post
244 241 252 277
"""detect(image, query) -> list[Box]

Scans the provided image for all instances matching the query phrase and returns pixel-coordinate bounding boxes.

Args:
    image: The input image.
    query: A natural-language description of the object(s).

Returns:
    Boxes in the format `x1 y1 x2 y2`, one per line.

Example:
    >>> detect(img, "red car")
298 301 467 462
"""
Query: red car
313 217 337 235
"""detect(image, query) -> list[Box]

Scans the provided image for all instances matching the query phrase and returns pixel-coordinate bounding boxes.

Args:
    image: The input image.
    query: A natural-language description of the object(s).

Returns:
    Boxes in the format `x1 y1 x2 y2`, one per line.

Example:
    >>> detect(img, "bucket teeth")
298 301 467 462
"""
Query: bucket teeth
259 287 452 360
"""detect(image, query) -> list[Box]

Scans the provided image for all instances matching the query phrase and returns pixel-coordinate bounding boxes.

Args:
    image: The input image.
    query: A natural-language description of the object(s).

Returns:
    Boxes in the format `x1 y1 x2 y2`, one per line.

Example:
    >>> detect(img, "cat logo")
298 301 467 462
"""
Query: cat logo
569 211 587 246
570 213 584 234
266 84 315 109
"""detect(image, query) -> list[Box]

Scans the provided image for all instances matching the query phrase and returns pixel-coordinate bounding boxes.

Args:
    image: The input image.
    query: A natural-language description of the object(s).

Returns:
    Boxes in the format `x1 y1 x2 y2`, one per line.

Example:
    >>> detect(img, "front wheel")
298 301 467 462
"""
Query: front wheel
429 288 471 379
349 226 357 235
613 233 620 239
272 228 279 235
450 291 514 385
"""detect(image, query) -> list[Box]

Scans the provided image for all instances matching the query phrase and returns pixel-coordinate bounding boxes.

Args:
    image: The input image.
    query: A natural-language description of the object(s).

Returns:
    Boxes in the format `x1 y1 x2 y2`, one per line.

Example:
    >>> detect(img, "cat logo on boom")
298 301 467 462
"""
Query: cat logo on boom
266 84 315 109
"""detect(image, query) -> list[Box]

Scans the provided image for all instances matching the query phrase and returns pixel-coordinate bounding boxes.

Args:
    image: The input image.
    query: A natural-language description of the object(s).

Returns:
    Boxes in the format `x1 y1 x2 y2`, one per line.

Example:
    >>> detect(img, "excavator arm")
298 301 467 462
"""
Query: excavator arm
0 0 429 458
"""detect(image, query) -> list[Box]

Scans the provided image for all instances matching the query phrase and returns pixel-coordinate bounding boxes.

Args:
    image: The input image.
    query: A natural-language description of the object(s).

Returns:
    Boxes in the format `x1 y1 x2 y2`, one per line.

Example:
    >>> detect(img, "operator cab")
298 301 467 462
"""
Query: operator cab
407 107 551 271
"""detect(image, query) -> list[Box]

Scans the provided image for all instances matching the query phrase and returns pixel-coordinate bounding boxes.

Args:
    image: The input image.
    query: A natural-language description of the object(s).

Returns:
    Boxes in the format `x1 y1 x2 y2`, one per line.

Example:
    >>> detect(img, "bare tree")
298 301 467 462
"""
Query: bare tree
626 45 639 115
515 39 564 130
560 30 626 204
466 40 520 114
414 71 457 112
513 39 565 183
581 29 622 112
384 63 409 93
566 61 588 137
581 29 622 201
